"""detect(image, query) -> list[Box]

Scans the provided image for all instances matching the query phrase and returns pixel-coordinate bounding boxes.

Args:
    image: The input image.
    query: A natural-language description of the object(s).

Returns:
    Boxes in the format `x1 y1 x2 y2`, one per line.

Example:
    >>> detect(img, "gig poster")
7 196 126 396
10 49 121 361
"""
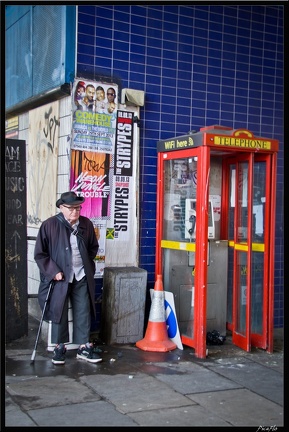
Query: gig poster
93 221 107 278
69 149 113 277
70 149 113 215
110 175 131 240
108 110 134 242
71 79 118 154
114 110 134 177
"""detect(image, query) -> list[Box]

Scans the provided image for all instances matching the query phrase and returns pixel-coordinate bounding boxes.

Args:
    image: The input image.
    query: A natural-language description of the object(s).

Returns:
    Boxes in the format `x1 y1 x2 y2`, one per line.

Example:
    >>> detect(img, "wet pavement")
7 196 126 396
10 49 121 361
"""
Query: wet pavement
4 316 284 427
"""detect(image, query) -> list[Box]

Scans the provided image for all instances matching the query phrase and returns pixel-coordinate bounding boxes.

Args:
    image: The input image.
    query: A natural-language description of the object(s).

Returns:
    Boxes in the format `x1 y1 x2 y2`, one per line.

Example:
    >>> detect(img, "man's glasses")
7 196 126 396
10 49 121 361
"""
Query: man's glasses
62 205 82 212
107 93 115 97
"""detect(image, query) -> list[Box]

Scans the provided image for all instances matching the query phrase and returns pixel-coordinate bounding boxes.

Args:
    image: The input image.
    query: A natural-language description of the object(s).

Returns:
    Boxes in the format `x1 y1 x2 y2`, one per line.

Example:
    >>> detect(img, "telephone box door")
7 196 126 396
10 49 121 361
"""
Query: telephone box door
224 152 276 352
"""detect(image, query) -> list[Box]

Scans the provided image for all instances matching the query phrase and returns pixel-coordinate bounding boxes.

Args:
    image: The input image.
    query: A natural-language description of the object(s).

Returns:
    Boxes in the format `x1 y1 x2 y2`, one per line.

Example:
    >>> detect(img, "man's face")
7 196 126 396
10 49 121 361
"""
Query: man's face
86 86 95 101
107 90 115 102
60 205 82 225
77 86 85 95
96 89 105 101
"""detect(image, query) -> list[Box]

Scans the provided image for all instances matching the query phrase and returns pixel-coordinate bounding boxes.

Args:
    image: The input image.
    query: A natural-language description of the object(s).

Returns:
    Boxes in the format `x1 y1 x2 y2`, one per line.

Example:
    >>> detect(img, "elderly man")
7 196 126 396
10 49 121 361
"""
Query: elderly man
34 191 102 364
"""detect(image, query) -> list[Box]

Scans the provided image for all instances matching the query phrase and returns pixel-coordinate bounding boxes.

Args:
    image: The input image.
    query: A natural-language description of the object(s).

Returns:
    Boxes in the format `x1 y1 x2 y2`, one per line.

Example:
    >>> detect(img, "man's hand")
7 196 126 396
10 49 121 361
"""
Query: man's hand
54 272 64 281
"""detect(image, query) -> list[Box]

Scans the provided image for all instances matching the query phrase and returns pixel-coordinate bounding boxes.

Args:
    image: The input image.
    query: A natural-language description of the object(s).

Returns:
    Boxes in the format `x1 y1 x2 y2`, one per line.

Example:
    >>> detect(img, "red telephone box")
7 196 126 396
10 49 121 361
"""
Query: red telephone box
156 125 279 358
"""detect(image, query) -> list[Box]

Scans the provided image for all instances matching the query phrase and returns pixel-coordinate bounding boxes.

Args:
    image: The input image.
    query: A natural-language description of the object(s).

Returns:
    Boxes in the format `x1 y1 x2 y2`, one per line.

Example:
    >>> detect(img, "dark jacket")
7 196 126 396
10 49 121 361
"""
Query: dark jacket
34 212 99 323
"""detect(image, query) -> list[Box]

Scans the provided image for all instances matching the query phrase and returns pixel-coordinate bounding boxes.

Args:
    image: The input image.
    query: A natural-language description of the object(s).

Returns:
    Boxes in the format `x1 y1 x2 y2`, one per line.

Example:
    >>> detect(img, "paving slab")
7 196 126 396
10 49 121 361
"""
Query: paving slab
127 404 231 426
25 400 139 427
5 394 37 427
187 388 284 427
206 349 284 370
5 375 101 410
80 372 194 413
155 368 242 394
207 357 284 405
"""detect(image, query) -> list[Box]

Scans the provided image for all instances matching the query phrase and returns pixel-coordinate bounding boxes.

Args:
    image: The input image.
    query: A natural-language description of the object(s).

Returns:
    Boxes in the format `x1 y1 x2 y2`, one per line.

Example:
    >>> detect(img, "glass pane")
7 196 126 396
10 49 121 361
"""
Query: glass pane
228 165 236 239
236 250 247 335
163 158 197 242
163 248 194 339
253 161 266 243
227 247 234 325
162 157 197 341
5 5 71 110
236 162 249 335
251 251 264 334
33 6 65 95
227 164 235 327
237 161 249 242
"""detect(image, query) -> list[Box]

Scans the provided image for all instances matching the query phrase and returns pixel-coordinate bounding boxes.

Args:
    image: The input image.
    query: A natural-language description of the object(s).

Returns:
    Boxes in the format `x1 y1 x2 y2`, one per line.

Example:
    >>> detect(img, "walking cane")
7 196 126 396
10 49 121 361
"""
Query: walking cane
30 280 55 364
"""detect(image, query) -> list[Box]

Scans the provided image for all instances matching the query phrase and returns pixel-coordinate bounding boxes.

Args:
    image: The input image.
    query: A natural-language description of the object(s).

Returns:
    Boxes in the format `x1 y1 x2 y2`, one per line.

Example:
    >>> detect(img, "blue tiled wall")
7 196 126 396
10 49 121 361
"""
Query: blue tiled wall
77 4 284 328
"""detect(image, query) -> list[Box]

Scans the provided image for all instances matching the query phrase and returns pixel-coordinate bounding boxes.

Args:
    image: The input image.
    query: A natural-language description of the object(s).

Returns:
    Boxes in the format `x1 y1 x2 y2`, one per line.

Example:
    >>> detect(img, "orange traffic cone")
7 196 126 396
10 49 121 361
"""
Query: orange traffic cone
136 274 177 352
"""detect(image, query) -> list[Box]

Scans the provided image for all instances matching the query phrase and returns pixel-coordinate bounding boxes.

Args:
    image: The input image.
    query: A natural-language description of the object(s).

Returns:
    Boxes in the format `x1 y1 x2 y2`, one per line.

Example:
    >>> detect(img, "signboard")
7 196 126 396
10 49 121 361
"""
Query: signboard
5 139 28 341
150 289 183 350
5 116 19 139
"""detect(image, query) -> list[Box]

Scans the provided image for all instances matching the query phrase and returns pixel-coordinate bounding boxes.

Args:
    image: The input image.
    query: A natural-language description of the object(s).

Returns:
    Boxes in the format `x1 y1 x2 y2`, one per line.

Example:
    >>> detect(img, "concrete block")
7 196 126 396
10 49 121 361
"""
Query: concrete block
100 267 147 344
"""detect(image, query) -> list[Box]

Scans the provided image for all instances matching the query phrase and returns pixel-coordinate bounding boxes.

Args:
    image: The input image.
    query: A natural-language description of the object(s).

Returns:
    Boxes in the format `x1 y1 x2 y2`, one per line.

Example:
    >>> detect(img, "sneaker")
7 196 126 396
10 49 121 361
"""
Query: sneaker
52 343 66 365
76 343 102 363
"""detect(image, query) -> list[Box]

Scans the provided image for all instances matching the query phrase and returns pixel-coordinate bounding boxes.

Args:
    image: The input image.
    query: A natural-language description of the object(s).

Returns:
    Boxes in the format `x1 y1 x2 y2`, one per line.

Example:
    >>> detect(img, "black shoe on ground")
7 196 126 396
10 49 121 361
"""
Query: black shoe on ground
76 343 102 363
52 343 66 365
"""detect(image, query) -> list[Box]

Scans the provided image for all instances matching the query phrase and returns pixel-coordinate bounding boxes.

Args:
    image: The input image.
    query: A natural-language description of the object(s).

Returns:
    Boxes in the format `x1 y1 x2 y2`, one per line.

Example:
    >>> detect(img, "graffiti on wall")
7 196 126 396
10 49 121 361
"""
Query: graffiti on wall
27 102 60 226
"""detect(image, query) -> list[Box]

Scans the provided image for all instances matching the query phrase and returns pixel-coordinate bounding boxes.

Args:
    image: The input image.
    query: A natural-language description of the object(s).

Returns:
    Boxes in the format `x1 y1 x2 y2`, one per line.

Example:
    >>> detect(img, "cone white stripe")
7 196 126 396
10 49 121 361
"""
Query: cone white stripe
148 291 166 322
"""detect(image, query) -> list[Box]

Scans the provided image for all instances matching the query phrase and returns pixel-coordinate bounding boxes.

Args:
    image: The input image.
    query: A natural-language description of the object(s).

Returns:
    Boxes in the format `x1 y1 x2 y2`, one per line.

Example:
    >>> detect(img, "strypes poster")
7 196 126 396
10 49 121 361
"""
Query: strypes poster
109 175 132 241
114 110 134 177
69 150 112 219
71 79 118 154
108 110 135 241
